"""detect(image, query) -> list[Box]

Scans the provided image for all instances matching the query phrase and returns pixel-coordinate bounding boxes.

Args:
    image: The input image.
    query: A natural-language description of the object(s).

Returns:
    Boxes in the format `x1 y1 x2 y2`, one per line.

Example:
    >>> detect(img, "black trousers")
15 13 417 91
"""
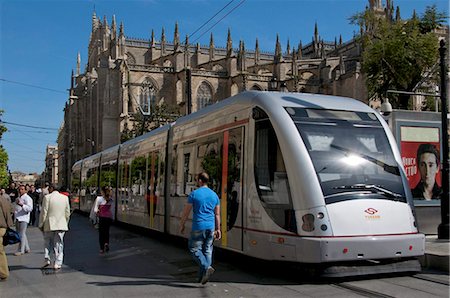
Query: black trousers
98 217 113 250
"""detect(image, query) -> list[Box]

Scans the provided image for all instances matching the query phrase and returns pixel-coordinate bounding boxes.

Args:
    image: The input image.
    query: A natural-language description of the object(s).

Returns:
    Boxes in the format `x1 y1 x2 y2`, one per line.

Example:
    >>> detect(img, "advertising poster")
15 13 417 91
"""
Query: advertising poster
400 126 441 200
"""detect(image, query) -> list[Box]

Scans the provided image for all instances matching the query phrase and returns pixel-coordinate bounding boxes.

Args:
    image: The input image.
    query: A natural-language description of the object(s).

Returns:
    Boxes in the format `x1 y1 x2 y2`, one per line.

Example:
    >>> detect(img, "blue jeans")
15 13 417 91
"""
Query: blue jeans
188 229 214 279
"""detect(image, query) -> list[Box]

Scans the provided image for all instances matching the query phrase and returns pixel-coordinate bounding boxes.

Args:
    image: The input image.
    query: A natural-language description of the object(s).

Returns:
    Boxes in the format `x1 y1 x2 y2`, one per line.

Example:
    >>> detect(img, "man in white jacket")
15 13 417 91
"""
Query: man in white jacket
39 184 70 270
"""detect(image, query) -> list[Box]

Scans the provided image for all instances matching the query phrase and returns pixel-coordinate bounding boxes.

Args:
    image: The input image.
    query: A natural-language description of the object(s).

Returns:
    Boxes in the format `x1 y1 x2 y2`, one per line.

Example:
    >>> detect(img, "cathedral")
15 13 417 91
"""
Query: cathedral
57 0 402 186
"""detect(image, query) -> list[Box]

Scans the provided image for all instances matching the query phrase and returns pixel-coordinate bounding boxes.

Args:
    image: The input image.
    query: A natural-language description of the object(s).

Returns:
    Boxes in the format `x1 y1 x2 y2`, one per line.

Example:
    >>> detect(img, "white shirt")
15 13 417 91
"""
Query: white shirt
14 193 33 223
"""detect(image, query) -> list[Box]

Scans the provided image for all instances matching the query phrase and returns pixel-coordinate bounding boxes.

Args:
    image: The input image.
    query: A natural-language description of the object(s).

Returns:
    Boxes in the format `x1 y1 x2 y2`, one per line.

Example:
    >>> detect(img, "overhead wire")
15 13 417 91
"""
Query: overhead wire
191 0 246 44
2 121 59 131
189 0 236 39
0 78 67 94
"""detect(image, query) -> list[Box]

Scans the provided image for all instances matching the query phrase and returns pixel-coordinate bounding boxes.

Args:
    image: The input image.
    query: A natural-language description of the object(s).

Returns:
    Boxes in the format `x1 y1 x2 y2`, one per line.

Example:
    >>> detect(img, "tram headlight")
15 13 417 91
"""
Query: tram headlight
317 212 325 219
301 214 315 232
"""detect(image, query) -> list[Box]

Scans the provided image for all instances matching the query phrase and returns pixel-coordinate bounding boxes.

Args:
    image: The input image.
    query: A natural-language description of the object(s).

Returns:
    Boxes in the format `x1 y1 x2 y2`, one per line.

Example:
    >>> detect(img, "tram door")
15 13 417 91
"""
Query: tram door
220 127 244 251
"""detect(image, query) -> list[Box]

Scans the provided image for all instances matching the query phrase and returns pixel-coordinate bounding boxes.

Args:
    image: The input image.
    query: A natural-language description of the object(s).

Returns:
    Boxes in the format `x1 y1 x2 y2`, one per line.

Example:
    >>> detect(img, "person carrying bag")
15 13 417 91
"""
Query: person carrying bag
1 188 14 280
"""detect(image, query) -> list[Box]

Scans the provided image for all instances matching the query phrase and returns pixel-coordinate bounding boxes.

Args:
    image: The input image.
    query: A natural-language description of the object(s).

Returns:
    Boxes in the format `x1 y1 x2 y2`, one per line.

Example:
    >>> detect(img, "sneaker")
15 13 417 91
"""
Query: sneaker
54 264 61 270
41 260 51 269
14 252 23 256
200 267 215 285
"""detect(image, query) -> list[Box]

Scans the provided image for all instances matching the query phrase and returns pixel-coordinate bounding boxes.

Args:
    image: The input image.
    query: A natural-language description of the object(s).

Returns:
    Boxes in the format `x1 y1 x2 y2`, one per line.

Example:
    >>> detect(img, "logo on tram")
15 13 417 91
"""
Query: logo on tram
364 208 378 215
364 207 381 220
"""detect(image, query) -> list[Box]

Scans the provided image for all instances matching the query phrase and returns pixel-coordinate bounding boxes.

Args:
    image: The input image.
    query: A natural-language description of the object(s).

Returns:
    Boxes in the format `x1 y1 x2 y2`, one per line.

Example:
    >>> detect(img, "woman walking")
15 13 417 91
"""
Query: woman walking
93 187 115 254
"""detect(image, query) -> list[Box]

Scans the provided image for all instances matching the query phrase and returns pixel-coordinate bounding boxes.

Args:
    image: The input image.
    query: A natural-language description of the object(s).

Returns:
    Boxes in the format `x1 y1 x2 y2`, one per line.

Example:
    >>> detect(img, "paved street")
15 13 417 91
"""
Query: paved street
1 213 449 298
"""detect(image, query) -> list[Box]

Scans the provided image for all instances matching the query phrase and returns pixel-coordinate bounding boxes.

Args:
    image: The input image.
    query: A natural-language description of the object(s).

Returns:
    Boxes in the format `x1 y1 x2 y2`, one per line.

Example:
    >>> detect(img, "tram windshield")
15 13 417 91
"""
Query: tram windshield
286 108 406 204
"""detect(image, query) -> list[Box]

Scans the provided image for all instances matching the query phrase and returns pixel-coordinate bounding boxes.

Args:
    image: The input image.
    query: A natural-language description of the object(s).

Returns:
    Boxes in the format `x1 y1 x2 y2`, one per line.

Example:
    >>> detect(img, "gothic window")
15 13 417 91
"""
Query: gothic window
139 79 157 115
196 82 213 110
251 84 262 91
212 64 224 72
163 60 172 67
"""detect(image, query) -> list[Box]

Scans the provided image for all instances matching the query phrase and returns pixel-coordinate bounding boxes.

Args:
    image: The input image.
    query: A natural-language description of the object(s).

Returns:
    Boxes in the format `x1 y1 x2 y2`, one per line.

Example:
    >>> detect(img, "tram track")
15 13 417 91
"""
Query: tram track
332 282 396 298
412 273 450 286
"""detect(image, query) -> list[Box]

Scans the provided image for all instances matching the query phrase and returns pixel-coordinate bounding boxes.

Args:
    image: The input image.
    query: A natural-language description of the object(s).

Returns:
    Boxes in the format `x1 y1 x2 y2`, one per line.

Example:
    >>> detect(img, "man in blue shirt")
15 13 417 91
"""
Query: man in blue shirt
179 172 221 285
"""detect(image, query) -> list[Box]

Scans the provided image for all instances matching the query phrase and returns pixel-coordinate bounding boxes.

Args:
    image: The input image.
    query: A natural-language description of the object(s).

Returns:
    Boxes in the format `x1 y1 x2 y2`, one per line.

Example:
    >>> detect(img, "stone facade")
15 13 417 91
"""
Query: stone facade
58 0 431 186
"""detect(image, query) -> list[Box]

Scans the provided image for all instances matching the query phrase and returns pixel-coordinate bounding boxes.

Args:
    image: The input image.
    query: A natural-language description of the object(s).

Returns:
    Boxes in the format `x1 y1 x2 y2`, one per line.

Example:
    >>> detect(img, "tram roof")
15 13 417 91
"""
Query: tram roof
173 91 373 127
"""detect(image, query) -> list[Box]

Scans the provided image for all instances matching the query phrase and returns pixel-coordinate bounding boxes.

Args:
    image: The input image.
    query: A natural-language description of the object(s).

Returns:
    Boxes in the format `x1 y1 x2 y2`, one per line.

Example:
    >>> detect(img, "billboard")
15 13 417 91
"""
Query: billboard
400 126 442 200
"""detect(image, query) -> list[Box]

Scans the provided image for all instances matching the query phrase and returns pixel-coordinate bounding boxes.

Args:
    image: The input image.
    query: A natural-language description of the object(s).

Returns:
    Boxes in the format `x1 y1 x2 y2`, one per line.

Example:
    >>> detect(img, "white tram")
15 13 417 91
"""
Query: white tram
71 91 425 276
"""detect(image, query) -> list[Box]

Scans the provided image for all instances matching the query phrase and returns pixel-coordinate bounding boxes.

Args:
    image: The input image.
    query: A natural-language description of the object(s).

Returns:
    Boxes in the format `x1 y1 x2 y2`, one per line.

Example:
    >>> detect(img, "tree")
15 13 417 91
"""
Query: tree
121 103 181 143
350 5 445 108
0 110 9 188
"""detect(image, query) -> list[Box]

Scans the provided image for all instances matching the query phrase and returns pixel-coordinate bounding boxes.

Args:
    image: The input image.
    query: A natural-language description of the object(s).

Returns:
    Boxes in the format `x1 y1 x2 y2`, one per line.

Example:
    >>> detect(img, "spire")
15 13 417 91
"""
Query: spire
274 34 282 63
76 52 81 76
161 27 166 55
254 38 260 65
314 22 319 43
119 22 124 37
92 11 99 32
150 29 155 47
297 41 302 59
209 33 215 60
71 70 74 90
103 15 109 30
238 40 246 71
174 22 180 50
395 6 401 21
226 28 233 57
111 15 117 38
334 37 337 48
339 34 343 45
286 39 291 56
412 9 417 21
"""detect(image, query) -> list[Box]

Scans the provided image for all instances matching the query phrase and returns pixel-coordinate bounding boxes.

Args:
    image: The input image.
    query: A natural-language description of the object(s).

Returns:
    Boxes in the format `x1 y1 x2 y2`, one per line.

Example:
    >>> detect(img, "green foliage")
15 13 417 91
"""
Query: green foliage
419 4 448 33
121 103 181 143
0 110 9 188
0 147 9 188
350 5 444 108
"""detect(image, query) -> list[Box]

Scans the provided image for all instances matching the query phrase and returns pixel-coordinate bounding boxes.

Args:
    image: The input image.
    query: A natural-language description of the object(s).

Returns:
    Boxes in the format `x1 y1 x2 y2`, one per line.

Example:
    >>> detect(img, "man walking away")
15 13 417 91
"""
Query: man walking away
0 189 13 280
39 184 70 270
14 185 33 256
179 172 221 285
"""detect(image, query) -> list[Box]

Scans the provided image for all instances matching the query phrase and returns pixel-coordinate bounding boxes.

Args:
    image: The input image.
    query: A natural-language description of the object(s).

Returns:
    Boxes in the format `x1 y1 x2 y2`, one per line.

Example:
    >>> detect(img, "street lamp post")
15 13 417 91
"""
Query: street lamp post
269 77 278 91
438 40 449 239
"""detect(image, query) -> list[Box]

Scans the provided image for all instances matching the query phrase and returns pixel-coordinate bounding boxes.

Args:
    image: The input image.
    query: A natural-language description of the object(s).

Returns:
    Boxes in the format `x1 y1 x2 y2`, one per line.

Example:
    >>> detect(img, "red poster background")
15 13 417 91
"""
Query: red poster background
400 141 442 189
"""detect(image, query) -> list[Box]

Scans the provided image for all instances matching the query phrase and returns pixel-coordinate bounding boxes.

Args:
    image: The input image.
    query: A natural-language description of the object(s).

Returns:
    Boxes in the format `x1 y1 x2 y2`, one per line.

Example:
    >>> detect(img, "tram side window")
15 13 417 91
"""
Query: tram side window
118 160 130 202
100 161 117 189
146 151 160 217
86 167 99 197
71 169 81 194
130 155 146 196
254 119 297 233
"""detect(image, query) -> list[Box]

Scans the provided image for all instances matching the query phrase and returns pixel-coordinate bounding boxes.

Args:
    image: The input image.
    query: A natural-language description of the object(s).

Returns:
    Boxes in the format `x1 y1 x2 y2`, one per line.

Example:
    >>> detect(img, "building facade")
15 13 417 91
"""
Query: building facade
44 145 58 186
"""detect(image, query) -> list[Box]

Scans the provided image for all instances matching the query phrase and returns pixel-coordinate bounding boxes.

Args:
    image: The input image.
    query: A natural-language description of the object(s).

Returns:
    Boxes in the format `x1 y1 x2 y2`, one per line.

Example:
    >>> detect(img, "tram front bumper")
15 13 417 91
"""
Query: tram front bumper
299 233 425 263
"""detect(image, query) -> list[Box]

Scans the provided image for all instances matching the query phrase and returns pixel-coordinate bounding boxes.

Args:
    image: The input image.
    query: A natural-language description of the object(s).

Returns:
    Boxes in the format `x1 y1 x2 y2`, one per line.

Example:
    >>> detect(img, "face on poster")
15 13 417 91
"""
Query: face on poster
400 126 441 200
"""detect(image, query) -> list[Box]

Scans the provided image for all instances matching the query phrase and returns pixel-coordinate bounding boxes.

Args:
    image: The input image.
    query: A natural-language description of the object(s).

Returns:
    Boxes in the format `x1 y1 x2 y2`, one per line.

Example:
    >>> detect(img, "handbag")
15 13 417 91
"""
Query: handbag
3 227 21 246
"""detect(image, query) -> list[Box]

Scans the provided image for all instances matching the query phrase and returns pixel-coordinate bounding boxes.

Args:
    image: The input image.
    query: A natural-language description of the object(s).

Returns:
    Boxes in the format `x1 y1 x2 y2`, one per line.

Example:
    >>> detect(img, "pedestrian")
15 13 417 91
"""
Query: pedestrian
39 184 70 270
28 185 40 226
0 188 14 281
93 186 115 254
6 182 18 204
14 185 33 256
179 172 221 285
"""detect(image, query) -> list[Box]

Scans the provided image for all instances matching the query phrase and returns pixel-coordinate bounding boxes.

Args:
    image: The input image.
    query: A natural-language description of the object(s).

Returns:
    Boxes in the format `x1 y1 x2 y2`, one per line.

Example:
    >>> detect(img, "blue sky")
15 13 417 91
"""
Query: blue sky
0 0 448 174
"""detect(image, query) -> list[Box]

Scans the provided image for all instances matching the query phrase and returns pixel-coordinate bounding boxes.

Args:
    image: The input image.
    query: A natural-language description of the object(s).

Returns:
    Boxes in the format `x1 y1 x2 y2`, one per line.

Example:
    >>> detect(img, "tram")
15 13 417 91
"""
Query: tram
71 91 424 276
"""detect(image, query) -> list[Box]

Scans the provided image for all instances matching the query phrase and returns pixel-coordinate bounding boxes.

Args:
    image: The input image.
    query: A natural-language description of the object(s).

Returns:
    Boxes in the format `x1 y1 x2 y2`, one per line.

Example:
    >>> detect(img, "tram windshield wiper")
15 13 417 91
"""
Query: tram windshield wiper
330 144 400 176
333 184 403 199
